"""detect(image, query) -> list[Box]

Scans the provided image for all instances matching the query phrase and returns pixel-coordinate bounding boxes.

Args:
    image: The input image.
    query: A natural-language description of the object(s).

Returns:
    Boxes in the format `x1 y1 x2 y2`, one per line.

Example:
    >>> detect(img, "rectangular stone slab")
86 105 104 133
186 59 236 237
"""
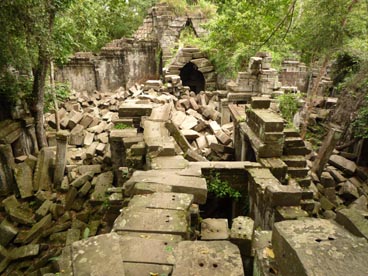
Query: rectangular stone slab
128 192 193 211
150 156 189 170
113 207 188 238
124 170 207 204
172 241 244 276
119 236 176 264
273 218 368 276
71 233 125 276
118 103 153 117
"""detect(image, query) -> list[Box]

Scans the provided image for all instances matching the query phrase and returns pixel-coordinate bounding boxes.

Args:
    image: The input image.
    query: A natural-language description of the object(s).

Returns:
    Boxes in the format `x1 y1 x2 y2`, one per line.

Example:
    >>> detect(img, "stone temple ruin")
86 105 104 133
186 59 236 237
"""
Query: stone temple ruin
0 2 368 276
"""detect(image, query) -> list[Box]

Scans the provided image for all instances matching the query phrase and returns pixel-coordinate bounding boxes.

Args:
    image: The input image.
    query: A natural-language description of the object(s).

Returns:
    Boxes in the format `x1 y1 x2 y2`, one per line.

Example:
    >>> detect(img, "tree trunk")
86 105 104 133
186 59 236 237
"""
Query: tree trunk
32 50 49 149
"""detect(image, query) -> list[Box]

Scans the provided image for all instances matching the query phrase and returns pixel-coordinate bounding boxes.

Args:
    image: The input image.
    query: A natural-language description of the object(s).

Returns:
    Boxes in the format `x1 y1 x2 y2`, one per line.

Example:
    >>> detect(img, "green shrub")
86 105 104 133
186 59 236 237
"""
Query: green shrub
114 123 131 129
277 93 300 124
206 171 241 200
44 82 71 112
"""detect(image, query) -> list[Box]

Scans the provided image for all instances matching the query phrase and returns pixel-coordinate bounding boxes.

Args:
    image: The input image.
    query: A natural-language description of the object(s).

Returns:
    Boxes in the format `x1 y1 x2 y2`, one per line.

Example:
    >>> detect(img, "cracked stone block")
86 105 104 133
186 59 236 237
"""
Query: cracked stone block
201 218 229 240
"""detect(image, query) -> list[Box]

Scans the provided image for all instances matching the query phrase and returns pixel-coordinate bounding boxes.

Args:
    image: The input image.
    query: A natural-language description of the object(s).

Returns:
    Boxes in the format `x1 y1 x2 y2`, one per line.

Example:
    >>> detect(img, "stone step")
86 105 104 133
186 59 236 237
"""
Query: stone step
284 137 305 148
287 167 309 178
281 155 307 168
283 146 311 156
283 128 300 138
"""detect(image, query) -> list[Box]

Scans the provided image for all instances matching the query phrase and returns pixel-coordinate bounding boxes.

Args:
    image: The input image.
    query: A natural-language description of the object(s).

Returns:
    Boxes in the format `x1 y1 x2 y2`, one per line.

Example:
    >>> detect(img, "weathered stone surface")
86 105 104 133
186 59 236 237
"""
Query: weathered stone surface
150 156 189 170
273 219 368 276
67 233 125 275
329 154 357 176
201 218 229 240
124 170 207 204
119 236 176 265
172 241 244 276
113 207 189 238
14 162 34 198
336 208 368 240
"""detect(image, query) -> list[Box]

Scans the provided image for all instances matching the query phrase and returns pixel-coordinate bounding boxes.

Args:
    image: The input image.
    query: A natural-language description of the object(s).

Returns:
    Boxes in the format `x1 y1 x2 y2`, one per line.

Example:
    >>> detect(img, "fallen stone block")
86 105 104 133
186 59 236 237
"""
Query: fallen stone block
90 171 113 202
329 154 357 176
2 195 35 225
14 162 34 199
9 244 40 260
0 219 18 247
336 208 368 240
22 214 52 244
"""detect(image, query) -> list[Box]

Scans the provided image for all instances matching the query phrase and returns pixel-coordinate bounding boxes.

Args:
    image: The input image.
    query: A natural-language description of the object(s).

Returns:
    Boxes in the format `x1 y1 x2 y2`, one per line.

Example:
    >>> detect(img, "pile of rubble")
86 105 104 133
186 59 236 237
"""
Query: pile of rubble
310 150 368 226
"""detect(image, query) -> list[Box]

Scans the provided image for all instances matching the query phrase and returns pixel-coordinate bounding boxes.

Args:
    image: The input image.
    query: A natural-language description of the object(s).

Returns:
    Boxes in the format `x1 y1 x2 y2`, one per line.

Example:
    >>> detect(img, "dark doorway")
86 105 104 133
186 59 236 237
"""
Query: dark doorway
180 62 205 93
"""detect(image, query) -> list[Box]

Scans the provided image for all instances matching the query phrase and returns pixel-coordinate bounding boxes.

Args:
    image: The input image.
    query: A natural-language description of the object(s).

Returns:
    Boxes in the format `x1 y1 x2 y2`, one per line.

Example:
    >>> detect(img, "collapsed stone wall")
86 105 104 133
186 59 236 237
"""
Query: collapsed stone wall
55 39 159 93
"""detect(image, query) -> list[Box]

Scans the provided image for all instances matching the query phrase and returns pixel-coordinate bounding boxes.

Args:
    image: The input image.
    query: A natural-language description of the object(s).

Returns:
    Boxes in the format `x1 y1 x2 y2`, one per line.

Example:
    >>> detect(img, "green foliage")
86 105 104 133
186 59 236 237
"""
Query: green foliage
206 171 241 200
160 0 216 17
200 0 294 76
277 93 300 124
44 82 71 112
114 123 131 130
352 94 368 138
0 71 33 105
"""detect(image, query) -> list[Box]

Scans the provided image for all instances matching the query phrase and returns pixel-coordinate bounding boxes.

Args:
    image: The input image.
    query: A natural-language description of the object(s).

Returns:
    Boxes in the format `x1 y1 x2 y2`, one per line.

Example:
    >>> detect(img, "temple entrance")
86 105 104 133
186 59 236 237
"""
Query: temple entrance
179 62 205 93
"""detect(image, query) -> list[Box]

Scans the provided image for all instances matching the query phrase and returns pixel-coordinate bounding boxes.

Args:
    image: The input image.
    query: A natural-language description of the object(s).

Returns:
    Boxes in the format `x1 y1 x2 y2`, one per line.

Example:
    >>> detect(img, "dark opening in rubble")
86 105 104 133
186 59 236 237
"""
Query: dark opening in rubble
180 62 205 93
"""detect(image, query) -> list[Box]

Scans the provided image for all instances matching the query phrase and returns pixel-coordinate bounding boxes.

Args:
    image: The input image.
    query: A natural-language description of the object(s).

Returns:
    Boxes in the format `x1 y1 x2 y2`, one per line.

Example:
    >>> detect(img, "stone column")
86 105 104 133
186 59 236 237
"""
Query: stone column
220 99 231 125
311 126 342 178
54 131 69 188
